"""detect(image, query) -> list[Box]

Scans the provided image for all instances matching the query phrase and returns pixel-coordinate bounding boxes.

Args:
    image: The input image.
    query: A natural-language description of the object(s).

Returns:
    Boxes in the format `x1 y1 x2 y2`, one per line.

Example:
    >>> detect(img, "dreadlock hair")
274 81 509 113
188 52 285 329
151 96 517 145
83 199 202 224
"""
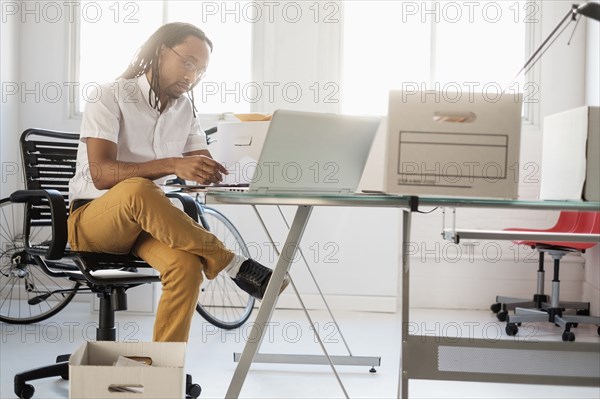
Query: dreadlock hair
120 22 213 117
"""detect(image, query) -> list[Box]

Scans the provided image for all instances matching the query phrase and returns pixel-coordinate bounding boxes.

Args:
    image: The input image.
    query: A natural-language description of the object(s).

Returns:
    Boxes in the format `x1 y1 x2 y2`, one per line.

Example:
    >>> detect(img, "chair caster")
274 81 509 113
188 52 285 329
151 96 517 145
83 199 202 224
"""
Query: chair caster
562 331 575 342
186 384 202 399
15 383 35 399
506 323 518 336
186 374 201 398
490 303 502 313
496 311 508 322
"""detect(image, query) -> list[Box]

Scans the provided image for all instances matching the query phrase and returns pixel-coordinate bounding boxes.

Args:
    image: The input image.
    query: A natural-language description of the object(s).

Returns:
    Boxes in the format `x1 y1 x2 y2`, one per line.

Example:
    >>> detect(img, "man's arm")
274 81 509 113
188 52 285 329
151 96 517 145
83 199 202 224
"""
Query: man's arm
87 138 227 190
183 149 212 158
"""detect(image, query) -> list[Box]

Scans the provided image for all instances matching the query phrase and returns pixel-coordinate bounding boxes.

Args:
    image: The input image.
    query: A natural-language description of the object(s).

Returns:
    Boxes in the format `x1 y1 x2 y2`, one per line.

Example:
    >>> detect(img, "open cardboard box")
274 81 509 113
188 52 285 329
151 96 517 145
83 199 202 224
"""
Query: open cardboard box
69 341 186 399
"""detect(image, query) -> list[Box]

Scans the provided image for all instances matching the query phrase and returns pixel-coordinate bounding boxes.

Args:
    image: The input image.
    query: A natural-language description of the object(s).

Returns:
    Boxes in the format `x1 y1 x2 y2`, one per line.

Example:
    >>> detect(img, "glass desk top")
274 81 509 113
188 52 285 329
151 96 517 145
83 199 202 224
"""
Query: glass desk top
205 191 600 211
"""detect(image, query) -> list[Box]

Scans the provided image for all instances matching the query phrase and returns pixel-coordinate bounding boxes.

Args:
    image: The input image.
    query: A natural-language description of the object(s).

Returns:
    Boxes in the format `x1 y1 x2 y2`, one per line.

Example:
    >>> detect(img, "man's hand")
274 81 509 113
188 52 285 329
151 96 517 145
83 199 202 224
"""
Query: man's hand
174 155 229 185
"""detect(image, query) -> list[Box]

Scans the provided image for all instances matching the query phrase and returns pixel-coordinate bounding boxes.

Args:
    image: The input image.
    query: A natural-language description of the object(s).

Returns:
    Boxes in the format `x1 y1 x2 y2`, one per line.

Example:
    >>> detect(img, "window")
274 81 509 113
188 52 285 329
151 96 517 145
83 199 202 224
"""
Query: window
75 1 162 114
74 0 253 115
341 1 533 117
74 1 534 119
167 1 253 114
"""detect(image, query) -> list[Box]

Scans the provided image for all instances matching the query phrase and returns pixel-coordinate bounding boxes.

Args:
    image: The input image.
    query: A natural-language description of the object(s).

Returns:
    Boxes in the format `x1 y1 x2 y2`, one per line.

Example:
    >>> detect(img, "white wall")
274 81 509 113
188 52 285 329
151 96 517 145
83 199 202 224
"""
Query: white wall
585 6 600 107
15 8 81 134
1 3 21 197
583 13 600 316
1 1 595 314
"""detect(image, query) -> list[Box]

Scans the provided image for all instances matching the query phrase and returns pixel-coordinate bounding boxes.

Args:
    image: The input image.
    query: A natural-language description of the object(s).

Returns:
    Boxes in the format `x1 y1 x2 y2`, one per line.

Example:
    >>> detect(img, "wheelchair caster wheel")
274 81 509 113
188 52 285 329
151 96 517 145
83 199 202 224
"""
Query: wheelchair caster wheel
490 303 501 313
16 384 35 399
562 331 575 342
506 323 518 336
496 311 508 322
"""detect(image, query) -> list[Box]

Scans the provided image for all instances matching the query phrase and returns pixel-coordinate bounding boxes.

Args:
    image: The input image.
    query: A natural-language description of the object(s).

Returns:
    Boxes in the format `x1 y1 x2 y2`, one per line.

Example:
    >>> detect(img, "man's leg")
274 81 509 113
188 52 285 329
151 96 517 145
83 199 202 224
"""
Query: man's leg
133 232 203 342
67 177 234 278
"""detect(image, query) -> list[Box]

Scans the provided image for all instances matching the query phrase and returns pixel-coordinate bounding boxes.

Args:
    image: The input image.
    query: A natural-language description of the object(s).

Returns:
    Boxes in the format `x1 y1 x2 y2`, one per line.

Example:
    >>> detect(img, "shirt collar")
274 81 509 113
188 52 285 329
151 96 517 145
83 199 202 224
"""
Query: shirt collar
136 74 178 112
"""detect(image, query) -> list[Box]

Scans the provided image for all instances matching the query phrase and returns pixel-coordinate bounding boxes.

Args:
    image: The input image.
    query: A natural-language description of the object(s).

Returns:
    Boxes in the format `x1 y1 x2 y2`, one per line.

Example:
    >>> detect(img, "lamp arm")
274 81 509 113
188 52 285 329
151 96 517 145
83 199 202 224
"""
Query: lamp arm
512 6 576 81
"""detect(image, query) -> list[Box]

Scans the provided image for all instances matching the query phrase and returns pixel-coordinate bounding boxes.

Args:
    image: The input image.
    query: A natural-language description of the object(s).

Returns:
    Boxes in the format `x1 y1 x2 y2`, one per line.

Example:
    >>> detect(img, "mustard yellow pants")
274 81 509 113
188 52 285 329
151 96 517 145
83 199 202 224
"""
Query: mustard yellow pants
67 178 235 342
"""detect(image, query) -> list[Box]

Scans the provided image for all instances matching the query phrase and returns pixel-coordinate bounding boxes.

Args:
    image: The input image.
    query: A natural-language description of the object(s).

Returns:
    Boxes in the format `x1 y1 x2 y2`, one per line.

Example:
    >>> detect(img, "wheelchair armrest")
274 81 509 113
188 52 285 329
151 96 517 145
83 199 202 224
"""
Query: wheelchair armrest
9 189 68 260
166 191 199 220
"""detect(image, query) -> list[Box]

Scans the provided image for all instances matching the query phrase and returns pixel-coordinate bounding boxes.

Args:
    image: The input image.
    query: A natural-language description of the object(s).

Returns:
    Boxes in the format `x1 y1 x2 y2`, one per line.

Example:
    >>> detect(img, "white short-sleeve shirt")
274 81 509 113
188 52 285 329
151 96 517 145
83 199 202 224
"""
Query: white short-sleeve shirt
69 75 208 201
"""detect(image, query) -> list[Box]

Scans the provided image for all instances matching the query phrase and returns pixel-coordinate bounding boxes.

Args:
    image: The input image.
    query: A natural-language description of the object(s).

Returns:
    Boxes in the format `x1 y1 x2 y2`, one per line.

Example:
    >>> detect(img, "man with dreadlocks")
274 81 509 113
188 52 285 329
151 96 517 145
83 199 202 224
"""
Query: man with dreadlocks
68 22 288 343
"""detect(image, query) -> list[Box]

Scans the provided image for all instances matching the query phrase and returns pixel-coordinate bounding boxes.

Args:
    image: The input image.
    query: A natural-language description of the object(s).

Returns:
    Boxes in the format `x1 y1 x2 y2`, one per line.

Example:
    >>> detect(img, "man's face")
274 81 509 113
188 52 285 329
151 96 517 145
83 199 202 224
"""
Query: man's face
158 35 211 100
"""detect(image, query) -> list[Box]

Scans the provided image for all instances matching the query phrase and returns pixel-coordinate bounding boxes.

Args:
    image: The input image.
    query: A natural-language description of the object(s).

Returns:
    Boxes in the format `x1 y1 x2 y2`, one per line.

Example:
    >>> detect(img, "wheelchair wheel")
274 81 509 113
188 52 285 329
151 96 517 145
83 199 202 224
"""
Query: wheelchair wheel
195 205 255 329
0 198 79 324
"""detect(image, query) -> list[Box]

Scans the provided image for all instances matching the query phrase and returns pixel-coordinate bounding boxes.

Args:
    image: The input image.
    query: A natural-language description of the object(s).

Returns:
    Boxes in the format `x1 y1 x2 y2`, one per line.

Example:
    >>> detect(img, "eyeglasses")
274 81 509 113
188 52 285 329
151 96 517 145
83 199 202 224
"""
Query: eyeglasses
168 47 206 80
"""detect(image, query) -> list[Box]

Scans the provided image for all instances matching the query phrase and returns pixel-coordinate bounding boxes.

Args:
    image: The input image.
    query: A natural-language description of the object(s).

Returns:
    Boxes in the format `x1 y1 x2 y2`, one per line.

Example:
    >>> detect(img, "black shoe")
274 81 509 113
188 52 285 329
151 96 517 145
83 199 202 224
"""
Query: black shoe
232 259 290 300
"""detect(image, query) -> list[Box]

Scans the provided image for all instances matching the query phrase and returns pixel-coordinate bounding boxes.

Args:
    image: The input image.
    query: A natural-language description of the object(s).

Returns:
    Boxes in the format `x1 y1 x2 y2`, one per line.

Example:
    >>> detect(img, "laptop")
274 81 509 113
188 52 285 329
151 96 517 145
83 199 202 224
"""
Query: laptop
209 109 380 195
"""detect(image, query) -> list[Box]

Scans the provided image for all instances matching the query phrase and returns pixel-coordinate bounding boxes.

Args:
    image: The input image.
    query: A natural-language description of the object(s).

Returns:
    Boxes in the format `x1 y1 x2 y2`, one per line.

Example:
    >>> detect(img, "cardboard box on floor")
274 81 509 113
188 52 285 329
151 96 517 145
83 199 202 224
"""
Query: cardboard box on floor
540 106 600 201
69 341 186 399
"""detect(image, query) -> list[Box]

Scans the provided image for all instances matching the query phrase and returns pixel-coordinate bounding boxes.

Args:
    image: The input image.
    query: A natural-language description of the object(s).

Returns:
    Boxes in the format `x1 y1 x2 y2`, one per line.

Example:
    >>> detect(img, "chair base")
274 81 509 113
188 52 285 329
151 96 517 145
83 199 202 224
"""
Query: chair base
505 307 600 342
494 249 599 342
14 358 68 399
490 294 590 322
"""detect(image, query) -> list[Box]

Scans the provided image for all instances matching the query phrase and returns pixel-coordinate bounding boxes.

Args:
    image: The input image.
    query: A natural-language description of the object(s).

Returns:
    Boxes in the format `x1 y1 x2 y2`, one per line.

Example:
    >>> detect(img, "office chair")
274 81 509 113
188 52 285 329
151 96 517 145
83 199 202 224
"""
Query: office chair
6 129 201 399
502 212 600 342
490 212 585 321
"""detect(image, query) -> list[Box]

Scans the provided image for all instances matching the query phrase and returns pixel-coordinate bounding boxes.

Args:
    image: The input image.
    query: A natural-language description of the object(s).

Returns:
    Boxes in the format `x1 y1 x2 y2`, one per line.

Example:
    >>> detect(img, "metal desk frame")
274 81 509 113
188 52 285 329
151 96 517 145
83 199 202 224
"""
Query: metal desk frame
206 192 600 398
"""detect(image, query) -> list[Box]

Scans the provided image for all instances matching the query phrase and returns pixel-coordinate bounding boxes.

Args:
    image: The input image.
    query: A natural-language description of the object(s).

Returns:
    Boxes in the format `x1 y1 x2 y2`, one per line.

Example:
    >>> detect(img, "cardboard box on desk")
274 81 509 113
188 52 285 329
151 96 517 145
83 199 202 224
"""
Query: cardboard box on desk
384 91 523 199
69 341 186 399
540 106 600 201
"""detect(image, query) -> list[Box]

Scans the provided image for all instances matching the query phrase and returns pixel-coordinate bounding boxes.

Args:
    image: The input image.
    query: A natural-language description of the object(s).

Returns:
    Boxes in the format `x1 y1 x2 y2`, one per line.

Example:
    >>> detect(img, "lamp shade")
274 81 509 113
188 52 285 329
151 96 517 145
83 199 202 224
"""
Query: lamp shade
576 2 600 22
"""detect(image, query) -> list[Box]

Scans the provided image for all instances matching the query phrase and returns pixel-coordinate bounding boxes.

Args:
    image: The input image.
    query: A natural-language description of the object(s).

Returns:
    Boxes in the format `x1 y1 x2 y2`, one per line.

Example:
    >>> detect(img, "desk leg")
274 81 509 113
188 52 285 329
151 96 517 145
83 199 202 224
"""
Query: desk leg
398 209 412 399
225 205 313 399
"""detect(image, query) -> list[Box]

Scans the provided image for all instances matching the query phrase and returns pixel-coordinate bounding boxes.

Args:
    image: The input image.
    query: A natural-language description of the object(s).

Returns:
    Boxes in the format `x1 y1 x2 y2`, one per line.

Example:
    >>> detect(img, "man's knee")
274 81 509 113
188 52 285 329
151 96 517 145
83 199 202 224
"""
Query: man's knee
161 253 204 288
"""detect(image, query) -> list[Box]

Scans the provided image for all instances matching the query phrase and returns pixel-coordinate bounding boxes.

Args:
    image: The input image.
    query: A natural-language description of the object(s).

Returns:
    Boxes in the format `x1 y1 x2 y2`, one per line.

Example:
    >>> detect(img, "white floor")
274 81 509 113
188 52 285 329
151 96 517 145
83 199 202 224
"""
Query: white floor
1 302 599 399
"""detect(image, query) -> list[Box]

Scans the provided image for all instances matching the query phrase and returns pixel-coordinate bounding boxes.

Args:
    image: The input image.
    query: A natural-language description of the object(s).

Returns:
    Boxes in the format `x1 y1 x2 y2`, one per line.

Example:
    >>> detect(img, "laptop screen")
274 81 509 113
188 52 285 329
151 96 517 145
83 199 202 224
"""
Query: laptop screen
247 110 380 194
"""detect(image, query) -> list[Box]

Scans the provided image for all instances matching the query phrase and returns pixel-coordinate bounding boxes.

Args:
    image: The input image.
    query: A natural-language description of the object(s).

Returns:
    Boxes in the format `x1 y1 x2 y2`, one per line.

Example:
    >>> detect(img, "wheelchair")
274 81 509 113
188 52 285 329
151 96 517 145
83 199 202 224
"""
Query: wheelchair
0 128 255 398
